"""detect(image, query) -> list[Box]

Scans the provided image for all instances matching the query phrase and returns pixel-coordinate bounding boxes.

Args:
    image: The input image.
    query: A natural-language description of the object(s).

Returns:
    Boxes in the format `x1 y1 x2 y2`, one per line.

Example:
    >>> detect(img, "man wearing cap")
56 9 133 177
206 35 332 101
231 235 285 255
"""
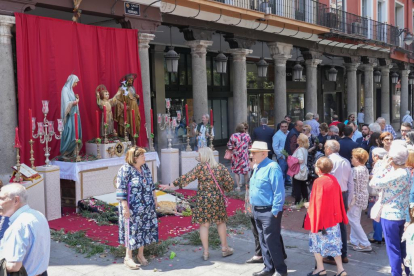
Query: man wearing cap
249 141 287 276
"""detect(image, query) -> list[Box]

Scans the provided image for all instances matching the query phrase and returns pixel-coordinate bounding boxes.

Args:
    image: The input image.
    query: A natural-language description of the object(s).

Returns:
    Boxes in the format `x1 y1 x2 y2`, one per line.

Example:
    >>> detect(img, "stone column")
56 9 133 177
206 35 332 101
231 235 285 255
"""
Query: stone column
379 65 392 123
267 42 293 124
229 48 252 126
344 62 360 118
401 69 410 123
0 15 17 184
185 40 213 123
305 58 323 114
153 45 167 151
138 33 155 142
361 60 377 124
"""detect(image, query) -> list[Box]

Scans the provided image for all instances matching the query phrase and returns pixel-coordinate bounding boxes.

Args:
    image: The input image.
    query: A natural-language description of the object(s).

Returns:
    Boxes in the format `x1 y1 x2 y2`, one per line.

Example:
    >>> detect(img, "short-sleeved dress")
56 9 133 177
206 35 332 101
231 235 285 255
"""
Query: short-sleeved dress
116 163 158 250
227 132 252 174
173 162 234 224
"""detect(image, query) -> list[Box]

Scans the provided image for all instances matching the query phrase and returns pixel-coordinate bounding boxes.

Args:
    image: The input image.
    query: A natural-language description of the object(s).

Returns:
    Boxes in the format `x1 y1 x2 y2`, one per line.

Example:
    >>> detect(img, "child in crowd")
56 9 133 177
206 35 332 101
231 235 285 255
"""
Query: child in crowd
402 205 414 275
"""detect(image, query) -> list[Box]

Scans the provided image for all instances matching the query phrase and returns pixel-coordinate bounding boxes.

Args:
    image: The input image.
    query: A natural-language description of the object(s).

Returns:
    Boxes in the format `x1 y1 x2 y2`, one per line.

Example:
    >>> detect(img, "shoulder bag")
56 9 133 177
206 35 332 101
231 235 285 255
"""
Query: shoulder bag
224 149 232 160
206 163 229 207
293 148 308 181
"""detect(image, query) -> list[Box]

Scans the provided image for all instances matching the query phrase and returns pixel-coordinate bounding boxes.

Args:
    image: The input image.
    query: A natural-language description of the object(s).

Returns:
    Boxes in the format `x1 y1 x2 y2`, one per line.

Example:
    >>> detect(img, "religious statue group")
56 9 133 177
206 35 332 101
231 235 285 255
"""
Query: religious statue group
59 74 141 159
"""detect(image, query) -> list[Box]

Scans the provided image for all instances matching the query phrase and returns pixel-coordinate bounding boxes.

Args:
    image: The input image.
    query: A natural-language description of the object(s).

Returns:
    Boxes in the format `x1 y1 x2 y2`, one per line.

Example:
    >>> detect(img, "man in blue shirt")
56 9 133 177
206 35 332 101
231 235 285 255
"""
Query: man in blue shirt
272 120 289 185
249 141 287 276
0 184 50 276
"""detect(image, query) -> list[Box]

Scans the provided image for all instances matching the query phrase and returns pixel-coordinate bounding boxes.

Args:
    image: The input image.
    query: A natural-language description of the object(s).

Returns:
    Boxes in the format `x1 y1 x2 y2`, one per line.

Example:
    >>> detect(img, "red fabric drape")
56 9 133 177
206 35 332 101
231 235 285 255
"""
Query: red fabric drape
15 13 146 166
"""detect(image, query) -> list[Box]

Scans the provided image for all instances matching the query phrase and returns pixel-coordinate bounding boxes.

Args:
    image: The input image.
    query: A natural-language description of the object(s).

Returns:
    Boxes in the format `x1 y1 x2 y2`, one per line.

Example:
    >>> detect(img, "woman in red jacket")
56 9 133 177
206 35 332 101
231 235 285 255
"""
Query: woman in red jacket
304 157 349 276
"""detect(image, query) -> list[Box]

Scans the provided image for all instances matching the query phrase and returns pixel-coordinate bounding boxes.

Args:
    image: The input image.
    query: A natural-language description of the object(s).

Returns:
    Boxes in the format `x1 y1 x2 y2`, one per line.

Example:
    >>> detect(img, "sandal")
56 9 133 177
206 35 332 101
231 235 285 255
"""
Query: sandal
137 255 149 266
222 247 234 257
352 245 372 252
203 251 209 261
124 257 140 270
307 270 327 276
334 271 347 276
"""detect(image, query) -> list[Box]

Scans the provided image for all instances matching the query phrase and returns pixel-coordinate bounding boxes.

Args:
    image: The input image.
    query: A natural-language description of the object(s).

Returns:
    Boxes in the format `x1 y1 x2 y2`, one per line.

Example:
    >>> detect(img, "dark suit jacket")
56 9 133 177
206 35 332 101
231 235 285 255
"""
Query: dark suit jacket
339 137 359 164
284 127 300 155
356 137 370 152
252 125 276 155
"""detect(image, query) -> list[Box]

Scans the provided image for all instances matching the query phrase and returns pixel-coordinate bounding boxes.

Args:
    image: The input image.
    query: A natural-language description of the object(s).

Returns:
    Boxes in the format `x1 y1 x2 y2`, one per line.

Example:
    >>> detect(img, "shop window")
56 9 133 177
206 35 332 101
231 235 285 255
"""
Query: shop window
392 87 401 122
246 62 274 89
288 93 305 122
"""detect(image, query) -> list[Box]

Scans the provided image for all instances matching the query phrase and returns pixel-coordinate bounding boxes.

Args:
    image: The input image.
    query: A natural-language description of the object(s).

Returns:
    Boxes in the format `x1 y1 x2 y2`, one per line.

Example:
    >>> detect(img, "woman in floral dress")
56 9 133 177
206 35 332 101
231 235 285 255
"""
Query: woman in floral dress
116 147 158 269
160 147 234 261
227 123 252 191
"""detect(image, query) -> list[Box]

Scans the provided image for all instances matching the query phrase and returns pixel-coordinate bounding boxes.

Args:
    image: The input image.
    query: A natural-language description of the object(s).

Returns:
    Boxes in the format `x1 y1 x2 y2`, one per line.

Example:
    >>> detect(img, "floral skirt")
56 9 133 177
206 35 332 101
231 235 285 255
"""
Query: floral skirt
309 224 342 257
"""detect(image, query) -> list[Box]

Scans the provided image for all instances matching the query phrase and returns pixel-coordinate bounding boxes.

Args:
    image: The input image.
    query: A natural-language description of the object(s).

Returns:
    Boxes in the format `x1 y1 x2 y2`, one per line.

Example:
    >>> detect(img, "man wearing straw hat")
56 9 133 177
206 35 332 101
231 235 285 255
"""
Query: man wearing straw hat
249 141 287 276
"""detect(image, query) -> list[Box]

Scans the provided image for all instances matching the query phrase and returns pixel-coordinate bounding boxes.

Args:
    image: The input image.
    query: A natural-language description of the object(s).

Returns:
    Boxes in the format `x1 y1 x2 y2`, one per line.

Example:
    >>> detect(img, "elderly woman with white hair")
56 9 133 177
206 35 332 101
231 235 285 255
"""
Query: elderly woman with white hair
369 145 411 276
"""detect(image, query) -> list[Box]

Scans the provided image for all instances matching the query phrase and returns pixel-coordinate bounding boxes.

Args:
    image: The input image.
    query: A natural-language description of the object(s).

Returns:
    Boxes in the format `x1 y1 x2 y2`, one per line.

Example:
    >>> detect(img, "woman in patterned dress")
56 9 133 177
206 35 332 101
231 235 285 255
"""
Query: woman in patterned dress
304 157 348 276
160 147 234 261
116 147 158 270
348 148 372 252
227 123 252 191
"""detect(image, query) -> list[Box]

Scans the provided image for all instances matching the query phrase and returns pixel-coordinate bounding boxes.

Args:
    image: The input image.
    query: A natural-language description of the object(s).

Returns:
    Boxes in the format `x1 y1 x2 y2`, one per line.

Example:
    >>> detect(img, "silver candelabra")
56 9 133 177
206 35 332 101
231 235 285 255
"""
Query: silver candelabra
157 106 177 149
32 100 63 166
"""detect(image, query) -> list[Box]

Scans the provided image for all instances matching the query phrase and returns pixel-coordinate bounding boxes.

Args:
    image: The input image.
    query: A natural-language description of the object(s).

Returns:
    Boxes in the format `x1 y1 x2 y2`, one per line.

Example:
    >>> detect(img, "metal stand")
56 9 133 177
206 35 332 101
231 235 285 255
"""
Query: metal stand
186 126 192 151
209 127 215 151
158 107 174 149
29 139 35 170
75 142 81 162
14 148 22 183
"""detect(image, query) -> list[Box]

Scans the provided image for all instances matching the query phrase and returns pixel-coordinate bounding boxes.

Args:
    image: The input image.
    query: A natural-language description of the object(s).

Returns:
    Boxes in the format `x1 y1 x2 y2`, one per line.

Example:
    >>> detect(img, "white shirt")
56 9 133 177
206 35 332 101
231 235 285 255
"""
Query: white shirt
357 112 364 123
328 153 354 204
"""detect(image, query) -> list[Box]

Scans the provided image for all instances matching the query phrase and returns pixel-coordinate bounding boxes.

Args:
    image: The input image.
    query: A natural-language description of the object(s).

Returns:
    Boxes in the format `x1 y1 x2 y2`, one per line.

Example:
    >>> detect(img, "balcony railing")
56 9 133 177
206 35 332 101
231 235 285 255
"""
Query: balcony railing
212 0 401 47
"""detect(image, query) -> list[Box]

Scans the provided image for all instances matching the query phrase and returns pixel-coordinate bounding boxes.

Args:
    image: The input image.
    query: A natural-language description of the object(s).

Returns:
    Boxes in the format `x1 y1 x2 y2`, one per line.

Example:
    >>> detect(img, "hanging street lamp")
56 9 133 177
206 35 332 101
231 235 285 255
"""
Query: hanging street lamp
215 33 228 74
374 70 381 83
256 41 268 78
165 26 180 73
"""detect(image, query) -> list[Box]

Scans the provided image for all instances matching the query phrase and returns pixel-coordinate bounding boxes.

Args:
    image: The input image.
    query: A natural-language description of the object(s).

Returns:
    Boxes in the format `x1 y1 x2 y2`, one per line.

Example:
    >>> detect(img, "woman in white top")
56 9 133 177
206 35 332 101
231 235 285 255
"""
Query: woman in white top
292 133 309 204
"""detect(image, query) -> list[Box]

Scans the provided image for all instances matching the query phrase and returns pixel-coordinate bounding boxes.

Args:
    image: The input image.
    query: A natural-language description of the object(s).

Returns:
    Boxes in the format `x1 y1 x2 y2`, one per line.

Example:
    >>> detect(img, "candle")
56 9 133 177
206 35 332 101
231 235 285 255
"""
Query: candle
132 109 136 136
164 114 168 124
172 117 177 127
57 119 63 132
42 100 49 114
103 105 107 124
96 110 99 138
29 109 32 133
74 112 79 140
48 121 54 133
32 117 36 132
176 111 181 121
150 109 154 133
123 102 127 123
185 104 189 126
210 109 213 126
37 122 44 135
157 113 162 124
166 98 170 109
14 127 22 148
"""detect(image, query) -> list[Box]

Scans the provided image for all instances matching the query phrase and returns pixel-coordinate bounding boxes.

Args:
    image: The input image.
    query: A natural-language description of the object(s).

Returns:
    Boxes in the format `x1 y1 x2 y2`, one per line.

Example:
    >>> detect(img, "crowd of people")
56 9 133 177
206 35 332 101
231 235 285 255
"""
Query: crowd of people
224 111 414 276
2 109 414 276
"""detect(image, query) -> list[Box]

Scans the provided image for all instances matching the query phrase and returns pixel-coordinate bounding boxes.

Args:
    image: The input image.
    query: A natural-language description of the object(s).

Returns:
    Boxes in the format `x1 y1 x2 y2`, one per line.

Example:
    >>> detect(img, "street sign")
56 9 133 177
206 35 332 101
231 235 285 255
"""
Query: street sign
124 2 140 16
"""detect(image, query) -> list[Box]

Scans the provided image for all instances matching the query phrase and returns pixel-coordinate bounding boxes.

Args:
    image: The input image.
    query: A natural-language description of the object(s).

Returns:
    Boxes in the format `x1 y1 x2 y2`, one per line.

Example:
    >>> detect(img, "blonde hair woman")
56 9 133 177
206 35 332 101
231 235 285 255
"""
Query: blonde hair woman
160 147 234 261
116 147 158 269
292 133 309 204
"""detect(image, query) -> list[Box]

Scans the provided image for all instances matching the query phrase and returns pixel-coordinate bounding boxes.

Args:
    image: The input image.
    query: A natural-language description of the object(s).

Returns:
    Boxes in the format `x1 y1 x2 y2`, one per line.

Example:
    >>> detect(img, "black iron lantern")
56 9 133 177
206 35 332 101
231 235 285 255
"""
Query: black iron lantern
374 70 381 83
293 62 303 81
328 66 338 82
165 27 180 73
409 72 414 85
391 72 399 84
256 42 268 78
215 33 228 74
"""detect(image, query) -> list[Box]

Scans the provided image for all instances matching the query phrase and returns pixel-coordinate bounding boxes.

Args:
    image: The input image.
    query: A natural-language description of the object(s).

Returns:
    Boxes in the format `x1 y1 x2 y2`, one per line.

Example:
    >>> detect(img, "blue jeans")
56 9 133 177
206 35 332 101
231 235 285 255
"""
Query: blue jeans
277 158 288 183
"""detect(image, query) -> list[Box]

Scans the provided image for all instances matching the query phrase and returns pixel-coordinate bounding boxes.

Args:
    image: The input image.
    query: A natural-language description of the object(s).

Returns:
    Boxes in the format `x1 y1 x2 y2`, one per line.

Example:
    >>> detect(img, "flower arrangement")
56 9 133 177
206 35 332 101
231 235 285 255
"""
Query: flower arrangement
133 134 139 138
96 138 101 144
76 139 82 144
281 149 289 158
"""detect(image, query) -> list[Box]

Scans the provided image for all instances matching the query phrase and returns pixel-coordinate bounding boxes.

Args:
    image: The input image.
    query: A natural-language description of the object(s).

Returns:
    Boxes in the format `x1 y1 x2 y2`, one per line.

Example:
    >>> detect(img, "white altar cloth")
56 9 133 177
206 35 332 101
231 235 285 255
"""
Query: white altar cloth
51 152 160 182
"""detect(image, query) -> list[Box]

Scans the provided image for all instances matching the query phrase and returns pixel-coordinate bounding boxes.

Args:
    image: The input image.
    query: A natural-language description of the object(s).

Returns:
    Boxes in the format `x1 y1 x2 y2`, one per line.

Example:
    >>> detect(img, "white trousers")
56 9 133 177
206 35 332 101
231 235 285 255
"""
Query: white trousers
348 205 371 247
